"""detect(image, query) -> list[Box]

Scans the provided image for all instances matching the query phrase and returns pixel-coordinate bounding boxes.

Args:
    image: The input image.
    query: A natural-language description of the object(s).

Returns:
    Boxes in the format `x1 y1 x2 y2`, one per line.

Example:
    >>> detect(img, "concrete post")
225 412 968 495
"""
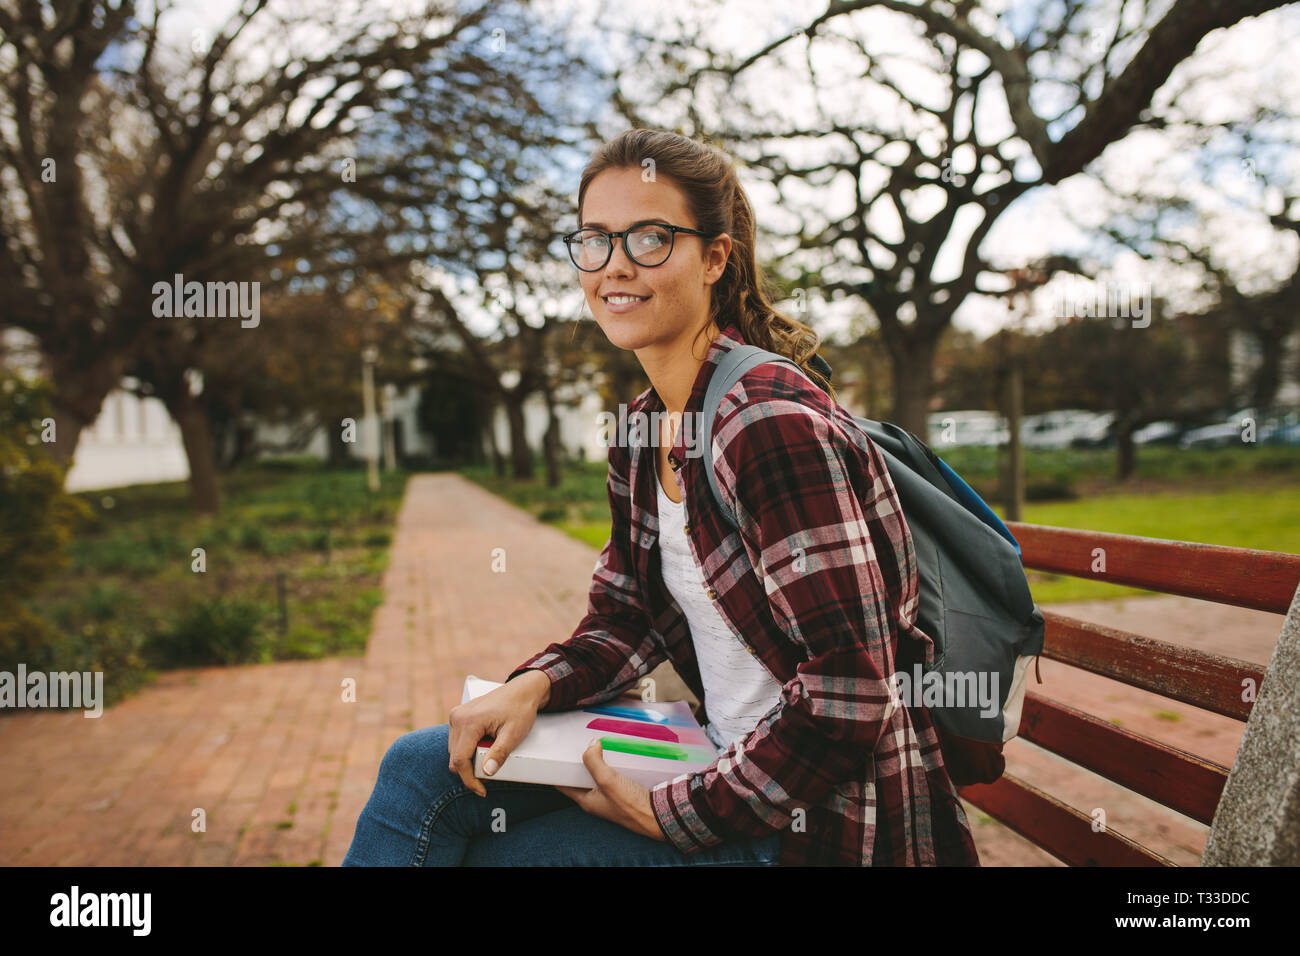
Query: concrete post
1202 581 1300 865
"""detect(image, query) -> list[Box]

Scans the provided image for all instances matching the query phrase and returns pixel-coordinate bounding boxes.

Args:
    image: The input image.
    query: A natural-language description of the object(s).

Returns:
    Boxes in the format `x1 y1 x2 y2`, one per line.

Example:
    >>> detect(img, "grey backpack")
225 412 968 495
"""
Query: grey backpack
699 344 1044 762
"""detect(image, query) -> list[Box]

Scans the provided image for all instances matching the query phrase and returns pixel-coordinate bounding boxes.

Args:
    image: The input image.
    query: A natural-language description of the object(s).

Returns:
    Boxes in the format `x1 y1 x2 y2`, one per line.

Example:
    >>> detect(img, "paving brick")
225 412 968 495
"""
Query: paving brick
2 474 1284 867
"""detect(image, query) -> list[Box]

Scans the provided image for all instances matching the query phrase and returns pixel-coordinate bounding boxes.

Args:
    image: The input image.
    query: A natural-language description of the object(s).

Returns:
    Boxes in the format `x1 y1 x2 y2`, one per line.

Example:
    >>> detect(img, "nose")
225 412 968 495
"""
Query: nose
604 234 637 278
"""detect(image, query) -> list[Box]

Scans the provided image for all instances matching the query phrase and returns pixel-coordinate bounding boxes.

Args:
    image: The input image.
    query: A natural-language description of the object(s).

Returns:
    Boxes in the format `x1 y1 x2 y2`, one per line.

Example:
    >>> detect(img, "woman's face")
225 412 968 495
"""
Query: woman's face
577 166 730 354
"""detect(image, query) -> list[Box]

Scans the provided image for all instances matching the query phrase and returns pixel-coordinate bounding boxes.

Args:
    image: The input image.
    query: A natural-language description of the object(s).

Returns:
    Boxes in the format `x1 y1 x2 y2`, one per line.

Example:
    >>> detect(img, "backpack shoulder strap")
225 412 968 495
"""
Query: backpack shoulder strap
700 344 799 530
702 347 1022 556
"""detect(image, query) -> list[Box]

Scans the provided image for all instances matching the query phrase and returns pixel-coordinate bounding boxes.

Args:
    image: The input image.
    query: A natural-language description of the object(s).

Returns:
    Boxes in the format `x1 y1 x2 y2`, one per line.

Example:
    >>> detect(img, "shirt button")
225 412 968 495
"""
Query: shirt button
682 523 691 534
747 646 757 656
705 587 717 599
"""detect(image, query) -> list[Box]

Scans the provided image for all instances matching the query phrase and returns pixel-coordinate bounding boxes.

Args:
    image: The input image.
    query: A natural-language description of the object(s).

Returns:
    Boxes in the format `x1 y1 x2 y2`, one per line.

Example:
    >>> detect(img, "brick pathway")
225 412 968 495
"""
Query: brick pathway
0 473 605 865
0 473 1286 865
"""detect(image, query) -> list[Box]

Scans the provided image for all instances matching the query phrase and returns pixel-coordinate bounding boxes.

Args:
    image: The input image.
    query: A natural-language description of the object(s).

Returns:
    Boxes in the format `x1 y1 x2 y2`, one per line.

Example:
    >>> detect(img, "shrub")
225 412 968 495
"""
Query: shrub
1025 476 1079 501
145 597 269 667
10 583 154 709
0 372 92 669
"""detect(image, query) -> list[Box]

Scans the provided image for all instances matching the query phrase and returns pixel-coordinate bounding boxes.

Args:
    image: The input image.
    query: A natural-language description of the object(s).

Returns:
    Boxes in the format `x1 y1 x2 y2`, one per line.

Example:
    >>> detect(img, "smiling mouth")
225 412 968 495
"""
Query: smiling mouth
603 294 651 304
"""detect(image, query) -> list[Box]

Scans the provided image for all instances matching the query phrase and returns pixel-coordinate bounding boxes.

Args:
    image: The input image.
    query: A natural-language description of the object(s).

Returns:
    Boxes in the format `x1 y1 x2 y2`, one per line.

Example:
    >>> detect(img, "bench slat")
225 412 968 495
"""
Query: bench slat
1006 522 1300 613
1018 692 1229 825
1041 611 1265 720
957 774 1175 866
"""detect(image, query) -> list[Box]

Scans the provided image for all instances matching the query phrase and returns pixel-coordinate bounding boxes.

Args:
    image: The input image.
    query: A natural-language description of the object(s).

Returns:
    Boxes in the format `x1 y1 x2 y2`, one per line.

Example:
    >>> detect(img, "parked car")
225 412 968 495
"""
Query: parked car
1260 409 1300 445
1131 420 1183 446
1179 407 1259 449
1021 409 1111 450
1068 411 1116 449
927 410 1009 448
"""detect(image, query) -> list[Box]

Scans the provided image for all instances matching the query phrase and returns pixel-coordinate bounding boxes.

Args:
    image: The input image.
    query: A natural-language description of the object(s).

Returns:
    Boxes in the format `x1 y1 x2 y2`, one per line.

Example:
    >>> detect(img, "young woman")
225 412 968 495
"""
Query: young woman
343 128 979 867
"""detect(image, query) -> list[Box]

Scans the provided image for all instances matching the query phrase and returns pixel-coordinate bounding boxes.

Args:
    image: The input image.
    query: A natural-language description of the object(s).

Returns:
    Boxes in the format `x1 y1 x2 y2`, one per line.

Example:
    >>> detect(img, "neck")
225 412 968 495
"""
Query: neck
639 318 719 416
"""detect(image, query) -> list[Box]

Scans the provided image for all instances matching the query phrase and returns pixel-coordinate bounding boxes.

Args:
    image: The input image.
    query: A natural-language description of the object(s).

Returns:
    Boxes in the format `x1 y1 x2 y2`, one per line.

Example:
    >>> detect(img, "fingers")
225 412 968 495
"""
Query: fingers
580 738 614 787
480 722 525 784
558 744 607 807
446 718 487 798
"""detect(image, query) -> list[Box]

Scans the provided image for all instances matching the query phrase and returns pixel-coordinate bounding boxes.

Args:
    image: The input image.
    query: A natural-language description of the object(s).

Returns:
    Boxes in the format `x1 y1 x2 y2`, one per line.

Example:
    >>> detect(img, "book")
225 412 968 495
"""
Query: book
461 675 719 789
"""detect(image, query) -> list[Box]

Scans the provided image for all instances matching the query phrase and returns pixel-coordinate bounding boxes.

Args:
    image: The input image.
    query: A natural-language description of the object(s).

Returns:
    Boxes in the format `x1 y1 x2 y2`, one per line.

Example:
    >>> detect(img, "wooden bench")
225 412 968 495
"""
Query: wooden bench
957 522 1300 866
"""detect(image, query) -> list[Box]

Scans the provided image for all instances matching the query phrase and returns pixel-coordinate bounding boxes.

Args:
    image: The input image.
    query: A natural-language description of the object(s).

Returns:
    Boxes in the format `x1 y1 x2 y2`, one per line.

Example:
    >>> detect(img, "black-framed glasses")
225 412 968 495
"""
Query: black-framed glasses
559 221 718 271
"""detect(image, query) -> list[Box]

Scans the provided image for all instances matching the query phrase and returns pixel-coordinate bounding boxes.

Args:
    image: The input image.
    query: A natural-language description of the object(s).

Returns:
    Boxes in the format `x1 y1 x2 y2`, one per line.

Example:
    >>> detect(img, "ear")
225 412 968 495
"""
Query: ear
704 233 732 283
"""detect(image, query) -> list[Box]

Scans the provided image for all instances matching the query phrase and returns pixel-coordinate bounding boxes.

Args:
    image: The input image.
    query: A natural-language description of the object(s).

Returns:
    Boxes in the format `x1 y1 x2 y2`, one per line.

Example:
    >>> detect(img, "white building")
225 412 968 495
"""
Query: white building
485 369 613 466
64 382 191 492
1 329 437 489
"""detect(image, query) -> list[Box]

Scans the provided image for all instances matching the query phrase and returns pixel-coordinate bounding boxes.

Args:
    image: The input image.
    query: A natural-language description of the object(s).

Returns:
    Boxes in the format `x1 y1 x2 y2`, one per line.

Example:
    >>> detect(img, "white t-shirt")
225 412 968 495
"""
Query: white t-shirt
654 464 784 753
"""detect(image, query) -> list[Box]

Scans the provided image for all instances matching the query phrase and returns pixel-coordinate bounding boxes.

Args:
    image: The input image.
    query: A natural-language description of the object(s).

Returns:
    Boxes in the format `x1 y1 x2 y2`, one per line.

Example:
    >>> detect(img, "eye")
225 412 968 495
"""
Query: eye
630 226 669 251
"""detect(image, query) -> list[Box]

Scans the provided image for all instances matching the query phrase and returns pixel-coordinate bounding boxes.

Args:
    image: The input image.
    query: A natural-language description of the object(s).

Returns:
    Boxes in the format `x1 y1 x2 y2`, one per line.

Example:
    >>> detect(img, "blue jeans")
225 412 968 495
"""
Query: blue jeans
342 723 782 866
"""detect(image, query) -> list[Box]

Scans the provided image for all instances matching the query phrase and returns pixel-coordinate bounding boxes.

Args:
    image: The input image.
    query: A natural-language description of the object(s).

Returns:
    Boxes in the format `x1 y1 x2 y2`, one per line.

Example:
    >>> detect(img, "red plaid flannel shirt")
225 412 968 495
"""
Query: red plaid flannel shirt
509 322 980 866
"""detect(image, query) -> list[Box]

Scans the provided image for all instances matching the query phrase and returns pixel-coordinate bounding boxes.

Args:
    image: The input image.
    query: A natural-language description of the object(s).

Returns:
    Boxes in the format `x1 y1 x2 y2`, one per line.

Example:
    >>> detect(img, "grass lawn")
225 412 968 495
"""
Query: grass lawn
463 448 1299 605
1001 488 1300 602
16 462 409 708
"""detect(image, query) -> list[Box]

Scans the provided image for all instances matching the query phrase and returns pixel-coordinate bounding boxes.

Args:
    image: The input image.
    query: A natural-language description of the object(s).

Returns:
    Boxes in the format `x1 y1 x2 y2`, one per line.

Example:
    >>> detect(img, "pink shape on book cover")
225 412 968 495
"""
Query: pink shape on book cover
585 717 679 742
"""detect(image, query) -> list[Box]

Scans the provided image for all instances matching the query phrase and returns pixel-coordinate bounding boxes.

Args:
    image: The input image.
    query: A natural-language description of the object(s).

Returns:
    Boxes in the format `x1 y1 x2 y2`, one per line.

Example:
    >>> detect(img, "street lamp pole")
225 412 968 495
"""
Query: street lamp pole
361 345 380 492
381 382 397 471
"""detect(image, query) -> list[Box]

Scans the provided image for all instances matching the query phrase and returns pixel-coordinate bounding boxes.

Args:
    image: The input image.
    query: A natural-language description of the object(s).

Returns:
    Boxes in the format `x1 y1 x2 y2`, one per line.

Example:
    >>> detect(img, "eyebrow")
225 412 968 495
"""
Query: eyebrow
579 217 673 229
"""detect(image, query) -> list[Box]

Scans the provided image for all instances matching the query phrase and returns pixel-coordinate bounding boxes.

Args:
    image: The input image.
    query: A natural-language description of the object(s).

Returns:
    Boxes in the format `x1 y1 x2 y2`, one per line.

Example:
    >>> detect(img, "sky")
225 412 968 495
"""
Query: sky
111 0 1300 342
535 0 1300 341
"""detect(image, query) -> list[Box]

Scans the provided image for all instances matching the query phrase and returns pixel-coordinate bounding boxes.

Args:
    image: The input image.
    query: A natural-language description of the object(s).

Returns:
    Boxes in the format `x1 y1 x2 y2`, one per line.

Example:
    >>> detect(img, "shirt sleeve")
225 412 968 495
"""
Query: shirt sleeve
649 371 911 853
506 443 668 712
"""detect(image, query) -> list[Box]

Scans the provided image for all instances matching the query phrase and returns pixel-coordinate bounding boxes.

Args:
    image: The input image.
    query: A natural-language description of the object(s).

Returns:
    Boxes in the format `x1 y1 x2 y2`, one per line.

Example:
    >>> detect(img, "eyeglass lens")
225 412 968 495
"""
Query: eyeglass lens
570 224 673 270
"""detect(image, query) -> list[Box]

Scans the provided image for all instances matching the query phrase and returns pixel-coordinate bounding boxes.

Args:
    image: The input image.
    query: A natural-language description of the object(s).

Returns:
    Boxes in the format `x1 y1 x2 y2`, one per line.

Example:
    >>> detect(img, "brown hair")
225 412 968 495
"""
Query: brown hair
576 128 836 402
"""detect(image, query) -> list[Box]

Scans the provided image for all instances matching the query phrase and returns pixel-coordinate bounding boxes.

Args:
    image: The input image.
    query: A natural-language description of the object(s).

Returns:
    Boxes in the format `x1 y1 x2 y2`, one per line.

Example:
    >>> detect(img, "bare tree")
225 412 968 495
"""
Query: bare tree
0 0 589 511
1100 197 1300 410
597 0 1295 434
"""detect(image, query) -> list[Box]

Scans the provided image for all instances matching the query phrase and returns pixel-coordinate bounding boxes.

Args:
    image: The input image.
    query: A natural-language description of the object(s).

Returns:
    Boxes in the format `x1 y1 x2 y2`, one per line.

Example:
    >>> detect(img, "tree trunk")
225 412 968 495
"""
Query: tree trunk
999 350 1024 521
168 393 222 514
483 410 504 477
1115 413 1140 482
328 417 352 466
233 422 257 468
542 384 562 488
1249 326 1287 410
44 354 128 467
503 393 533 480
888 337 938 438
46 406 89 469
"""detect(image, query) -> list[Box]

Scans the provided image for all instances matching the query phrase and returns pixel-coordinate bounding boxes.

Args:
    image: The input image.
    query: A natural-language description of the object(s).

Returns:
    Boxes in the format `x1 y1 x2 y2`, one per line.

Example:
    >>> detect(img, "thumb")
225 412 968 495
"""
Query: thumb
582 737 613 783
482 723 525 776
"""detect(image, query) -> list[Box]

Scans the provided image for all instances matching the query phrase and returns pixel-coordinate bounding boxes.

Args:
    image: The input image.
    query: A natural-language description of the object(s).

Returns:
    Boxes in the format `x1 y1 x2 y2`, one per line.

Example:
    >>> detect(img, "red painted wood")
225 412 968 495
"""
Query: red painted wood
1019 692 1229 825
961 523 1294 865
958 774 1175 866
1042 611 1265 721
1006 522 1300 613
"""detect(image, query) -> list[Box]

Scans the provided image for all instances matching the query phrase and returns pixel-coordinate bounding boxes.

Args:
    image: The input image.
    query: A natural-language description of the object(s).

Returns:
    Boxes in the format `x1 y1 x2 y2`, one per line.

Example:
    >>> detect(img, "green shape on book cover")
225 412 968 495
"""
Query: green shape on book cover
597 736 690 760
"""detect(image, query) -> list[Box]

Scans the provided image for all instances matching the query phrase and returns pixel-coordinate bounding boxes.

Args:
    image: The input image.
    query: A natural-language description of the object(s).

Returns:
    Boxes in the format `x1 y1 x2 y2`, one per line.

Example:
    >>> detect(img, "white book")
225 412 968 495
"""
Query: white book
462 676 719 789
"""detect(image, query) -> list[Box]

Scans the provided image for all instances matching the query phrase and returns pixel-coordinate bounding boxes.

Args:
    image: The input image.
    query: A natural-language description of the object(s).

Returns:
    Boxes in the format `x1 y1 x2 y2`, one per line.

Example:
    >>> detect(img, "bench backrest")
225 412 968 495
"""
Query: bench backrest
955 522 1300 866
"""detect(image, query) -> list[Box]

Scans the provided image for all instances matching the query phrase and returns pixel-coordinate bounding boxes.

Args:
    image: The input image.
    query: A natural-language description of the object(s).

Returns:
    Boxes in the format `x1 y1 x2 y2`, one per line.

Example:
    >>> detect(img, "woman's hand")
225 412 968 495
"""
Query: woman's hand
555 739 666 842
447 671 551 797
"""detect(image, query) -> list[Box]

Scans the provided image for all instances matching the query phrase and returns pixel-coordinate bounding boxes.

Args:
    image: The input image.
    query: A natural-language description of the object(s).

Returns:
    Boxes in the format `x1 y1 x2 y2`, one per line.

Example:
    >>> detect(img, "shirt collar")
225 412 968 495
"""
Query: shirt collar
644 322 749 467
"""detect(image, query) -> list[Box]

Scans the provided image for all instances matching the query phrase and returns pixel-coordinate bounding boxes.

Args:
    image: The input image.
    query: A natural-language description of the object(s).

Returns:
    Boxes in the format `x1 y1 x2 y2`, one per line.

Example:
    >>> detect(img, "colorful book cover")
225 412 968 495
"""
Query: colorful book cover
462 676 719 789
